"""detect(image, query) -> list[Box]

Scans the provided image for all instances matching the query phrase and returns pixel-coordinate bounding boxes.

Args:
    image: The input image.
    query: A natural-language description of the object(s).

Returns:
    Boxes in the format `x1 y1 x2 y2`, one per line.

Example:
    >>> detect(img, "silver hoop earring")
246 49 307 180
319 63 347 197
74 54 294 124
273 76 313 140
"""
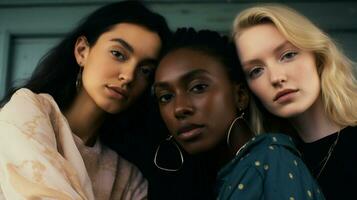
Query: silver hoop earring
154 135 184 172
226 112 245 148
76 67 83 91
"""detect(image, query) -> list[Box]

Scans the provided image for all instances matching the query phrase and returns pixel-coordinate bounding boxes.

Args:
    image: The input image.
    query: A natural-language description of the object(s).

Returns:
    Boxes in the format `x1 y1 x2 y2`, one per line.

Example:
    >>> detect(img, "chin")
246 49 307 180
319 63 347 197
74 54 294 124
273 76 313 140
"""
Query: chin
181 142 214 155
184 147 202 155
274 107 307 118
101 103 128 114
105 108 120 114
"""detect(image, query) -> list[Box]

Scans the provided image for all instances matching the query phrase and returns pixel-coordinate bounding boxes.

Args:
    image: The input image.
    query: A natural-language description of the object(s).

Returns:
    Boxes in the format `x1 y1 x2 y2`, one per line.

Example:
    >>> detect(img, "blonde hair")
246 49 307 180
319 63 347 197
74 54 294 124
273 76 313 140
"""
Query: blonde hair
232 4 357 134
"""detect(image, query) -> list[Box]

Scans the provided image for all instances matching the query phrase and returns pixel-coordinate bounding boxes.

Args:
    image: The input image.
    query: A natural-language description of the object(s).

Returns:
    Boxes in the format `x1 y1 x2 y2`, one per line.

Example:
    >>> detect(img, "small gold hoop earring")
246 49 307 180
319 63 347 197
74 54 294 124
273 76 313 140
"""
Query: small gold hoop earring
226 112 245 148
154 135 184 172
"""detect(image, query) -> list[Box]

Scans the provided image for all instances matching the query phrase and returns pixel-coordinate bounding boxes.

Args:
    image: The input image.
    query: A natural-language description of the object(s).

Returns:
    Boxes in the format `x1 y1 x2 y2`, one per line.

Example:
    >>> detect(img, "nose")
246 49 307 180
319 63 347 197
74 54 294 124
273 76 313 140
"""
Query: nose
118 61 137 87
174 94 194 120
269 64 287 87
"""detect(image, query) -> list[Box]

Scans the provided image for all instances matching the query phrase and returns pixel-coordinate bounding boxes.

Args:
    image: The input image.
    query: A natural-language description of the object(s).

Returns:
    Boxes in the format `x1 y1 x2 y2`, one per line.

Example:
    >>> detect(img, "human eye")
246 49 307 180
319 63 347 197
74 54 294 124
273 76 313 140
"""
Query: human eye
247 66 264 79
189 83 208 93
111 50 128 61
139 65 155 78
156 92 174 104
280 51 298 62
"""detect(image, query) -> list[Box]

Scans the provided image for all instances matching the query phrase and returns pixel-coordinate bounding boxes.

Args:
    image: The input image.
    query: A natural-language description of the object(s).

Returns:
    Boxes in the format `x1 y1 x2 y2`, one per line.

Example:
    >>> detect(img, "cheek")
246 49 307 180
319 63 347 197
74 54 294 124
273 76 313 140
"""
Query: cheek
82 69 100 90
159 106 174 129
304 63 319 81
304 66 321 96
203 92 237 122
295 59 320 89
84 61 115 83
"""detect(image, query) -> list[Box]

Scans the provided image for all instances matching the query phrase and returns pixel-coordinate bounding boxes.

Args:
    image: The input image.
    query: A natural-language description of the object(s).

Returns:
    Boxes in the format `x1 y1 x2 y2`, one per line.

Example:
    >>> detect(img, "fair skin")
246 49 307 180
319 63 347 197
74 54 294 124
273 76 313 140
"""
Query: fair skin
65 23 161 145
154 48 248 156
236 23 341 142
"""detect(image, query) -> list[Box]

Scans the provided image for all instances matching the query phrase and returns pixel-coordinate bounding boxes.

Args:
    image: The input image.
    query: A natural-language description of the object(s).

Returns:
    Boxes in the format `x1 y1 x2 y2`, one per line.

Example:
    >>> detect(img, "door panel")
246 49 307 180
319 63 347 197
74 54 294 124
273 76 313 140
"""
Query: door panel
9 36 62 88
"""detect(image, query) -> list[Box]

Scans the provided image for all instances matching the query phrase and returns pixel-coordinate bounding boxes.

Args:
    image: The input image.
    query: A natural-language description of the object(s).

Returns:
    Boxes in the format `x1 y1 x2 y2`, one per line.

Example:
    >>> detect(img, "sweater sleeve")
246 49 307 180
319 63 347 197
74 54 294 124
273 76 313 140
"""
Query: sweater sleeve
0 89 91 200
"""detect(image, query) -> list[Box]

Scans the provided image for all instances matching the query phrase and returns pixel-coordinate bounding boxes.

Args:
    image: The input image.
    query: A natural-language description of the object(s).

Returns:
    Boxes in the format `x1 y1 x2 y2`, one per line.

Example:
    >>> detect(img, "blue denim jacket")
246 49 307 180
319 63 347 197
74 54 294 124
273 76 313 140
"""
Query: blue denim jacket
216 134 325 200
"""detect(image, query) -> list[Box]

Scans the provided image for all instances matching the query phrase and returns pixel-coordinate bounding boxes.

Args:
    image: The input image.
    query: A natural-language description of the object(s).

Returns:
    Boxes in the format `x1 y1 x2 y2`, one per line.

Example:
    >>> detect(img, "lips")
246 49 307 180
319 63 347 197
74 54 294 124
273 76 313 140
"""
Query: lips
106 84 129 99
176 124 205 140
273 89 299 102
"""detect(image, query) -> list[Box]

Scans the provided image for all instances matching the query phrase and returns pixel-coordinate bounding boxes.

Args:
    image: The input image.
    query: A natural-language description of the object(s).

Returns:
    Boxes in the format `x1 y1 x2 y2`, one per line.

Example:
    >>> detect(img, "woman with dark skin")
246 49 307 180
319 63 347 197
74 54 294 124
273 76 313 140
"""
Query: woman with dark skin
153 28 325 200
0 1 170 199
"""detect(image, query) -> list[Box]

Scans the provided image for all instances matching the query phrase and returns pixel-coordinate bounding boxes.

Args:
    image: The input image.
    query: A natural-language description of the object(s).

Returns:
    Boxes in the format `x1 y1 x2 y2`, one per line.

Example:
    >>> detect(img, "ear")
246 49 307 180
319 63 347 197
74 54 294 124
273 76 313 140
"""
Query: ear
233 83 249 111
74 36 90 67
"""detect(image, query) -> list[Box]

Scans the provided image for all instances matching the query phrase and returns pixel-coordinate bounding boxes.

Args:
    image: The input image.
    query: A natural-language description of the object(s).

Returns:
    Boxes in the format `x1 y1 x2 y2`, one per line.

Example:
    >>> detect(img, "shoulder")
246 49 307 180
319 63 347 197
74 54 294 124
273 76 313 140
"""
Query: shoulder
222 133 306 179
1 88 59 116
218 134 324 200
239 133 300 162
341 126 357 139
335 125 357 162
2 88 39 108
0 88 65 147
218 134 299 181
9 88 55 104
336 126 357 155
249 134 303 171
0 88 63 126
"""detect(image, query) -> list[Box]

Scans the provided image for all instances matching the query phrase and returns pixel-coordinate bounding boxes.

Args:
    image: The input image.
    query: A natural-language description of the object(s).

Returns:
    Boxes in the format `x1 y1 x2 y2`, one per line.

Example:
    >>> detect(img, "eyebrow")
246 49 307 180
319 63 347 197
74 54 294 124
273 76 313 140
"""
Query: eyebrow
153 69 210 90
110 38 159 65
273 41 291 54
110 38 134 53
242 40 291 67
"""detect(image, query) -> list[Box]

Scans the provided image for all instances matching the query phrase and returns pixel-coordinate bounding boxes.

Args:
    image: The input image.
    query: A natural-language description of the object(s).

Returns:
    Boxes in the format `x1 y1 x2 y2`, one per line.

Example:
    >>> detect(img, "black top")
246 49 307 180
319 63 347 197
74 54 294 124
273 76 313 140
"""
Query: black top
298 126 357 200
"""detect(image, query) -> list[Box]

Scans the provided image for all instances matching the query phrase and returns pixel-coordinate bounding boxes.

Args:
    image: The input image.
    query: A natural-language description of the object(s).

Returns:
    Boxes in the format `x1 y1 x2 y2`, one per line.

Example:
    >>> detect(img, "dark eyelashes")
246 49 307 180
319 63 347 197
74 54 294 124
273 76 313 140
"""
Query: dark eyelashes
110 50 127 61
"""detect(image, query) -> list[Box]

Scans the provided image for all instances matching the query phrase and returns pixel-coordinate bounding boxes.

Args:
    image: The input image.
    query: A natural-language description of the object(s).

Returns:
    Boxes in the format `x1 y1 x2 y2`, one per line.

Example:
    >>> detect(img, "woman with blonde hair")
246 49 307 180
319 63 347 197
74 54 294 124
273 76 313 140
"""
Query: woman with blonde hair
233 4 357 199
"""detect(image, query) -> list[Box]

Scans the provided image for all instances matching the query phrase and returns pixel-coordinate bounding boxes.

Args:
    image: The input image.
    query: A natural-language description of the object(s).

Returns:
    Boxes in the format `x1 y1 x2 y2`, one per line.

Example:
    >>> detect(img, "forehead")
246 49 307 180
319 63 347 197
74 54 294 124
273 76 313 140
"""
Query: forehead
237 23 285 44
236 24 287 60
155 48 228 83
97 22 162 58
235 24 286 50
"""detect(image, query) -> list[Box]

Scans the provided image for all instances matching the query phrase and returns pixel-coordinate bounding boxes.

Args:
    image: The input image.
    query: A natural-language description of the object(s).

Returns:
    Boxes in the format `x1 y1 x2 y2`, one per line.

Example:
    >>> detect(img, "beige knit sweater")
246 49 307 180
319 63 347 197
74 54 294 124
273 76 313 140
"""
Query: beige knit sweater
0 88 147 200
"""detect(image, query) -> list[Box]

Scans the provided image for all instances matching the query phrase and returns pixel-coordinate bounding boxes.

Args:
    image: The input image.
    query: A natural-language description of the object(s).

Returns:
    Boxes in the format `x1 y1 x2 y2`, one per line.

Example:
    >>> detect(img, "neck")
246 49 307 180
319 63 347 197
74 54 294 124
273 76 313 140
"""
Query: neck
64 90 106 146
290 97 342 143
201 143 232 173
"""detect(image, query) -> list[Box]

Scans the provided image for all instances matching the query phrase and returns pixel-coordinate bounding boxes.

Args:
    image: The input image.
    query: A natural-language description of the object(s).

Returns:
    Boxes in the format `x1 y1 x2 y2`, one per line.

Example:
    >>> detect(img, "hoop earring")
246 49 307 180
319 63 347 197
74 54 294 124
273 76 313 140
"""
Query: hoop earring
226 112 245 148
76 67 83 91
154 135 184 172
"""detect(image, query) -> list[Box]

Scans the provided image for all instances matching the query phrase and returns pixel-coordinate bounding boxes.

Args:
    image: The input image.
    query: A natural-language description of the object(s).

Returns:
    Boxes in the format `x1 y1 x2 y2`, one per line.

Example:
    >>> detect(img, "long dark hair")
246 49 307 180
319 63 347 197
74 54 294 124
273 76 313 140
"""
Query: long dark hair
1 0 171 109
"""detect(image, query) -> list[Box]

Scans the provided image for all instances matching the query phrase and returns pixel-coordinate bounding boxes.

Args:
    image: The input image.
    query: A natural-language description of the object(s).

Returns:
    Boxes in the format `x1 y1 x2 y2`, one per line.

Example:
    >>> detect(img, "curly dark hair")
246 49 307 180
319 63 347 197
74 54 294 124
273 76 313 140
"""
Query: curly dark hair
161 27 243 83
